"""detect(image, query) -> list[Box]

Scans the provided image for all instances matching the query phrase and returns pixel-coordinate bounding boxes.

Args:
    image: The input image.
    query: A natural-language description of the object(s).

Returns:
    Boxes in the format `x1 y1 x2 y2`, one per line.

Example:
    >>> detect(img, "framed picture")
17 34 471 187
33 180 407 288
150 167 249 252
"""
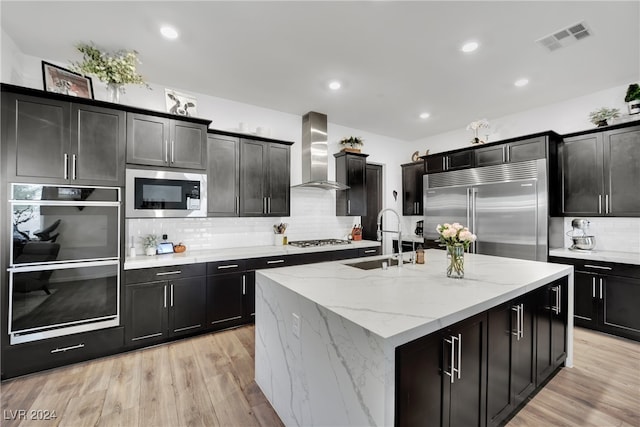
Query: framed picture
165 88 198 117
42 61 93 99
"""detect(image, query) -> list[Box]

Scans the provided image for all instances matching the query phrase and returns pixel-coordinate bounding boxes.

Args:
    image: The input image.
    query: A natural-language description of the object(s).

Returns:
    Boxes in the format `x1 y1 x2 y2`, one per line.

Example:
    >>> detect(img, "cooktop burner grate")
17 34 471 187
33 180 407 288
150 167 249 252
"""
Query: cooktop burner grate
288 239 351 248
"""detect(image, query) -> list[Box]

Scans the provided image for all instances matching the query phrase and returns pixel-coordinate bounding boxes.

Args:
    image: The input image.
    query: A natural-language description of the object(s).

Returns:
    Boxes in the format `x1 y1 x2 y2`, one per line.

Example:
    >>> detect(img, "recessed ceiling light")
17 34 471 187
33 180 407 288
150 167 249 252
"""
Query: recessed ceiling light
461 41 479 53
328 81 341 90
514 78 529 87
160 26 179 40
419 112 430 119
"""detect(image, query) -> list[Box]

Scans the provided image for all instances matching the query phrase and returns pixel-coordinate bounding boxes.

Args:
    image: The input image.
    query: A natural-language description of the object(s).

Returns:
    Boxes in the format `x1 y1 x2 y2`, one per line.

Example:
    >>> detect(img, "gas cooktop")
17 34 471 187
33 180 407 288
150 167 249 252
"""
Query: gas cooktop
288 239 351 248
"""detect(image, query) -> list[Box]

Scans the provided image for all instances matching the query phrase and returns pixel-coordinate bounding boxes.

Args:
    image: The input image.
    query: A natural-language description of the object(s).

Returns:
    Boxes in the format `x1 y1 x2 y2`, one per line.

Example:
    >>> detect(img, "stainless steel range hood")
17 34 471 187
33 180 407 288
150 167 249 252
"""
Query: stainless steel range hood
292 111 349 190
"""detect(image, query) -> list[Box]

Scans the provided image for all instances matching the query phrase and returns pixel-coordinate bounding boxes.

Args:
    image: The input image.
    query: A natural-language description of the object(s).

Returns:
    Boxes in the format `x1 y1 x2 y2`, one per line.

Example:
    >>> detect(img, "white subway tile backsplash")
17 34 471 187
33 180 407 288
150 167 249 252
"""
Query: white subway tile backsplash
127 190 359 253
562 217 640 253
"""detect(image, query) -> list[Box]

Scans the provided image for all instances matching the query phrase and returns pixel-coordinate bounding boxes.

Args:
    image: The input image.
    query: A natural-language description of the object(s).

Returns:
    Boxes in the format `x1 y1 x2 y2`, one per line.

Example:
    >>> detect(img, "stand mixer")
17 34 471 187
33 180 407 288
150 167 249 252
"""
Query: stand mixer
567 218 596 251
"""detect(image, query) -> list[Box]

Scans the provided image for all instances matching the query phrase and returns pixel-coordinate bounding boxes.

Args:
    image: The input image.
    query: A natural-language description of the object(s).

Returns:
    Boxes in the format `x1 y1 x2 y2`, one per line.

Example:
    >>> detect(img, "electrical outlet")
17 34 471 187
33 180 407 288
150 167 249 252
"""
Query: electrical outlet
292 313 300 338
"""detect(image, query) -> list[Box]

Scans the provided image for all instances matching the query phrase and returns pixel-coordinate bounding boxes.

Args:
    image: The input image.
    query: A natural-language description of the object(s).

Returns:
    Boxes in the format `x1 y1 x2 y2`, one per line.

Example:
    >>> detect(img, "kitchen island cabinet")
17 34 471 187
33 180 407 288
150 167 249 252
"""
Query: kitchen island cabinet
254 250 573 426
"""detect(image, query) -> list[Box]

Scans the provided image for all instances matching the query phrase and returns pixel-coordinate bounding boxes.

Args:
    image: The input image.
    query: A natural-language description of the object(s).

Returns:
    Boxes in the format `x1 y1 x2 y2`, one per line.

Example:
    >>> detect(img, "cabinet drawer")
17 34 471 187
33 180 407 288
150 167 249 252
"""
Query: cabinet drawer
2 327 124 379
247 255 296 270
359 247 381 257
125 263 206 284
207 259 247 275
549 256 640 279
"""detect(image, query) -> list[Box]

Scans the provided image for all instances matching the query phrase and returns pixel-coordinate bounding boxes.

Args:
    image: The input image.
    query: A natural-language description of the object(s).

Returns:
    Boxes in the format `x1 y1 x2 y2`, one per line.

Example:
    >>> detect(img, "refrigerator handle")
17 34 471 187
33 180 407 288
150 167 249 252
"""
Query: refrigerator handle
471 188 478 253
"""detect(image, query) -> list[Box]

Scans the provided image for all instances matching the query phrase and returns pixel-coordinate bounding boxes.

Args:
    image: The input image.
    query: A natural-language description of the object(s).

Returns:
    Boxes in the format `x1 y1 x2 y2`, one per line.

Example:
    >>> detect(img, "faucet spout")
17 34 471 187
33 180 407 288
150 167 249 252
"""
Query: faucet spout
376 208 403 267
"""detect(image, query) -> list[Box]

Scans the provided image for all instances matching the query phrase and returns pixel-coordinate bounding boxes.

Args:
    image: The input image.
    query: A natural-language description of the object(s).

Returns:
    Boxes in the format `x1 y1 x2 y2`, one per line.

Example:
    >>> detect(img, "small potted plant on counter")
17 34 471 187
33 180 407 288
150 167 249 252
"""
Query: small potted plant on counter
588 107 620 127
142 234 159 256
624 83 640 115
339 136 364 153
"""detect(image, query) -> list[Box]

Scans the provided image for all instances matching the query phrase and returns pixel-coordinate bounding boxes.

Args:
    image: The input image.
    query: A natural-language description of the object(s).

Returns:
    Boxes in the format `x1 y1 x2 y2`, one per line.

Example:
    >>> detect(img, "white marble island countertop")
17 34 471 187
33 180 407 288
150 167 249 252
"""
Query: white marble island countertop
258 249 573 346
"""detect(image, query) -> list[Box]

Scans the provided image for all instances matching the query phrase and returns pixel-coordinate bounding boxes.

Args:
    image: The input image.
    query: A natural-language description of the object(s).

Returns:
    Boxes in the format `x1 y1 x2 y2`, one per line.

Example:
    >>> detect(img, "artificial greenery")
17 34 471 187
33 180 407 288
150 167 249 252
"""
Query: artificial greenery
71 42 150 90
339 136 364 148
624 83 640 102
141 234 159 249
588 107 620 125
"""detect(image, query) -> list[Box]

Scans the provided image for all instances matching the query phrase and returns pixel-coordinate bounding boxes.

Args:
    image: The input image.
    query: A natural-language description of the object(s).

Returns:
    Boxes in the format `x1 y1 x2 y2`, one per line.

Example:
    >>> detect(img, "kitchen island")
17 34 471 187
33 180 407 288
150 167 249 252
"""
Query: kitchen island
254 249 574 426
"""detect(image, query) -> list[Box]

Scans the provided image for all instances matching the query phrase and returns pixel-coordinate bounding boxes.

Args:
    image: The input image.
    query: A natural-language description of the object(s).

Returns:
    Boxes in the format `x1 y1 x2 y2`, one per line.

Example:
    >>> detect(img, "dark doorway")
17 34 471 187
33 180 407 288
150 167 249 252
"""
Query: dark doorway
362 163 382 241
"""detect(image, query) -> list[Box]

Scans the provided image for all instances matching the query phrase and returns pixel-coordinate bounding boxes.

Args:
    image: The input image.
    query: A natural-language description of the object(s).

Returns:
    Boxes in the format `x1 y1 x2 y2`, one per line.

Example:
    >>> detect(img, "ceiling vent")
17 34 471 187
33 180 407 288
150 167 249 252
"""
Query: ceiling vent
536 21 592 52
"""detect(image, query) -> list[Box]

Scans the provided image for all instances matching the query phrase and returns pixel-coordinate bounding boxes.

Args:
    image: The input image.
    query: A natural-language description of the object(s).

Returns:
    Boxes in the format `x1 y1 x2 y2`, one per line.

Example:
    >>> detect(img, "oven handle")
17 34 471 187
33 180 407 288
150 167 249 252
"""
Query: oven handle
8 259 119 272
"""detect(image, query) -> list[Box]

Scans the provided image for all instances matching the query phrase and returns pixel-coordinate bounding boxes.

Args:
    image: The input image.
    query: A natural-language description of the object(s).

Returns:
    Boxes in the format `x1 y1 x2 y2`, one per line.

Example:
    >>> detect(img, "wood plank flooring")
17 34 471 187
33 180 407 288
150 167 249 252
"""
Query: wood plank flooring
1 326 638 426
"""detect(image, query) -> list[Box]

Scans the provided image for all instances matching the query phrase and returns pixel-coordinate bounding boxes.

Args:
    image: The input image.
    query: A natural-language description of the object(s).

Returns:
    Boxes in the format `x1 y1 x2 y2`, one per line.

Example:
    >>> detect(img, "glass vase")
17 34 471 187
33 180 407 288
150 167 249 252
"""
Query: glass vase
106 83 123 103
446 243 465 279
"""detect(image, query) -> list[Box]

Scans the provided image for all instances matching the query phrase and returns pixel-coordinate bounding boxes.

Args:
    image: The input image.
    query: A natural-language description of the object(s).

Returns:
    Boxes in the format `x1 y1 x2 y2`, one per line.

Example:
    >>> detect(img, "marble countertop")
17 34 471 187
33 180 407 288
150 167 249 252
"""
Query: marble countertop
549 248 640 266
124 240 381 270
256 249 573 346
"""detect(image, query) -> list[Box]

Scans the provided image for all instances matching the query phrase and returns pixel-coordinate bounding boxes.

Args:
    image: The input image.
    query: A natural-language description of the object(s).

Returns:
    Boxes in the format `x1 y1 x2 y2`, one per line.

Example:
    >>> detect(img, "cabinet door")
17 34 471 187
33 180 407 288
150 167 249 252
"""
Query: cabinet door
71 104 125 185
603 126 640 215
512 298 535 406
535 280 567 385
574 272 597 327
126 113 170 167
396 332 443 427
125 281 168 344
425 154 445 173
444 313 487 427
599 275 640 340
447 150 474 170
486 303 513 425
245 271 256 321
475 145 504 167
508 137 546 163
402 163 424 215
170 121 206 169
239 139 267 216
346 155 367 215
5 94 70 181
207 134 239 216
170 276 206 336
206 272 245 330
560 134 604 215
266 143 290 216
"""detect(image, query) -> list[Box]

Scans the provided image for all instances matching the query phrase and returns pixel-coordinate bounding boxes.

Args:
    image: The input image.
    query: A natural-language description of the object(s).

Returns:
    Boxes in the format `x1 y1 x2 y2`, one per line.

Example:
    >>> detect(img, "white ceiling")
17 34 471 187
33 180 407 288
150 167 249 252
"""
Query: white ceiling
2 1 639 141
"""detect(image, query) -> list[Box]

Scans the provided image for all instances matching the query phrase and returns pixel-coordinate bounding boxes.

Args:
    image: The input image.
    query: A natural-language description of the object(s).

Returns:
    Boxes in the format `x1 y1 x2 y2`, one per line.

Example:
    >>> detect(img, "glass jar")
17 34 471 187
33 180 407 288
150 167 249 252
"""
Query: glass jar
446 243 464 278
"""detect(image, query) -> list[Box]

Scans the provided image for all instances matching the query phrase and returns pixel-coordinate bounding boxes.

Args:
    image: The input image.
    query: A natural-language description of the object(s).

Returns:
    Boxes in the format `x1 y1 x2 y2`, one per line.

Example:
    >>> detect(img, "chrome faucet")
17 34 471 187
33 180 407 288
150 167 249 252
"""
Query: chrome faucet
376 208 403 267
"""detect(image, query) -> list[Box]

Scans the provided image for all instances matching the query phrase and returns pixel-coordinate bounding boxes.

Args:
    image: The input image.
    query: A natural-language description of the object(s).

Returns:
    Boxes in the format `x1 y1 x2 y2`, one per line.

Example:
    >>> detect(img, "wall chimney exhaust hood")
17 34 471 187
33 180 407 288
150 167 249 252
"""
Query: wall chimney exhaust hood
292 111 349 191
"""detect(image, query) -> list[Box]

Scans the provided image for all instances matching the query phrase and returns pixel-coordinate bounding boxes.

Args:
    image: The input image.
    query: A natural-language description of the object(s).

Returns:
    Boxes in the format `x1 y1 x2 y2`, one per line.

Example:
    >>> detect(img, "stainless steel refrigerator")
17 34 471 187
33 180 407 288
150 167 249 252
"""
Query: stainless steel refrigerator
423 159 548 261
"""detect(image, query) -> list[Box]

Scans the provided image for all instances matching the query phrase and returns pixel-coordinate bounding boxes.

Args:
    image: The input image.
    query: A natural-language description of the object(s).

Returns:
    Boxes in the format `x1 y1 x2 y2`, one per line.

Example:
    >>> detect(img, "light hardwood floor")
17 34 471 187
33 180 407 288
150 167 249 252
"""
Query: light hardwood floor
1 326 638 426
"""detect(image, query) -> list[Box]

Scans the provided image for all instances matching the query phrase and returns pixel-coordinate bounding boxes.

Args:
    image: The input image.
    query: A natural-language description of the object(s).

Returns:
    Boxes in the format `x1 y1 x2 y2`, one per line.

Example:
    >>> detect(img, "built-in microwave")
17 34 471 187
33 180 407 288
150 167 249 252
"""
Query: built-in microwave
126 168 207 218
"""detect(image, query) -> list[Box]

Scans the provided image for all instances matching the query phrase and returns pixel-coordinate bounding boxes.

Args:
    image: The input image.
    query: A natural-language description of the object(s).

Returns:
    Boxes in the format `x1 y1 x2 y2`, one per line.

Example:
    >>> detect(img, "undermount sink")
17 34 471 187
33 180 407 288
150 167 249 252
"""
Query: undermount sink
345 258 409 270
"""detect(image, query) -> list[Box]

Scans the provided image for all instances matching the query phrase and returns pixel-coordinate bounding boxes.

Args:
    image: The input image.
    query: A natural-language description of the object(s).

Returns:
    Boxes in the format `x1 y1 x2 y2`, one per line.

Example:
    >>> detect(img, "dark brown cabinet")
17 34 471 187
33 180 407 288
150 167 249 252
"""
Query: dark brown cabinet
486 296 535 426
124 264 206 345
401 162 425 215
425 149 474 173
239 139 290 217
396 312 487 427
3 93 125 186
335 152 368 216
475 136 546 167
126 112 207 170
206 260 249 330
207 134 240 216
534 278 567 385
560 124 640 216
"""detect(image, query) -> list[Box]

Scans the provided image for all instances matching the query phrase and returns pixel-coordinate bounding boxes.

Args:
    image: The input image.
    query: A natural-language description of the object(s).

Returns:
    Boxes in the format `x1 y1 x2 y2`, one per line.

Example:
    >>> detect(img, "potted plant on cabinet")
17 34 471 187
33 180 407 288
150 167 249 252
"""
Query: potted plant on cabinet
588 107 620 127
339 136 364 153
624 83 640 115
141 234 159 256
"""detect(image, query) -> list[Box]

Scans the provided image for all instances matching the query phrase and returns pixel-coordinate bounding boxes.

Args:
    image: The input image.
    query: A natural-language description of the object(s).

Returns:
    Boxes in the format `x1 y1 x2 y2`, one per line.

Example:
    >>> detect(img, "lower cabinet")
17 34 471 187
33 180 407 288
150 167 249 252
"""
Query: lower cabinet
396 277 568 427
124 264 206 345
396 312 487 427
206 260 250 330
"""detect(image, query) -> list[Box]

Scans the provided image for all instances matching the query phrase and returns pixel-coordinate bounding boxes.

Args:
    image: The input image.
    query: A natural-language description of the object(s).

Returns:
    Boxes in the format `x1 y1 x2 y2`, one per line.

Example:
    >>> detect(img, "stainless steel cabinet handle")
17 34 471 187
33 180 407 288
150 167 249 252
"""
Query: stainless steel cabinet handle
584 264 612 271
268 197 271 214
242 275 246 295
72 154 77 180
364 249 377 253
51 343 84 354
156 270 182 276
163 284 167 308
64 153 69 179
456 333 462 379
599 278 604 300
217 264 239 270
171 140 175 164
592 277 596 298
605 194 609 214
170 283 174 307
263 197 267 214
444 336 456 383
512 305 520 338
235 196 239 214
165 141 169 164
442 157 446 171
506 146 511 163
519 304 524 339
598 195 602 214
551 286 561 315
267 259 285 265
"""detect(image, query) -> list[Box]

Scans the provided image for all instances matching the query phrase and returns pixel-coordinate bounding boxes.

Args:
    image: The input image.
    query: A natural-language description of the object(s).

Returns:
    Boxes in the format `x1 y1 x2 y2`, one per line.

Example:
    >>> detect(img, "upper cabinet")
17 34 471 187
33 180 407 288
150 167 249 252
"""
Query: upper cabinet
475 136 546 167
207 134 240 216
401 161 425 215
2 92 125 186
126 112 207 170
335 152 368 216
425 149 474 173
559 124 640 216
